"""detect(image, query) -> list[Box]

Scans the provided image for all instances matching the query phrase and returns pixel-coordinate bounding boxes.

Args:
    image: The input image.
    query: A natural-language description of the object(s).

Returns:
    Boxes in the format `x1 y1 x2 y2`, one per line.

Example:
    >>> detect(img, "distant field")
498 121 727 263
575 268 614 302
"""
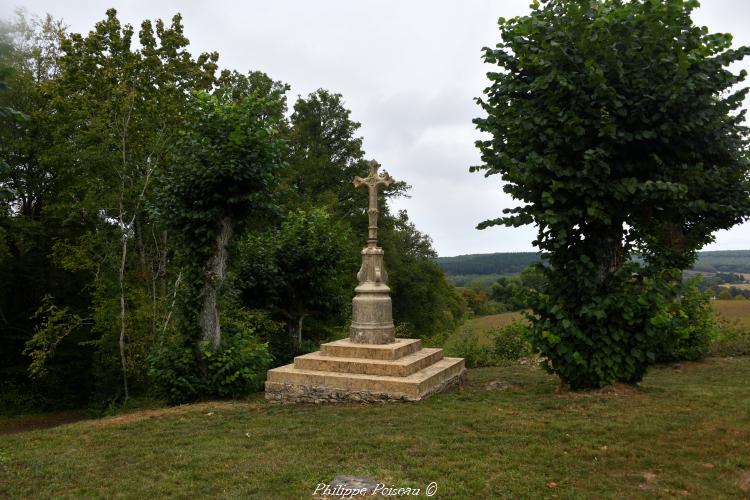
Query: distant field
452 300 750 346
445 311 527 351
714 300 750 327
718 283 750 291
469 311 526 333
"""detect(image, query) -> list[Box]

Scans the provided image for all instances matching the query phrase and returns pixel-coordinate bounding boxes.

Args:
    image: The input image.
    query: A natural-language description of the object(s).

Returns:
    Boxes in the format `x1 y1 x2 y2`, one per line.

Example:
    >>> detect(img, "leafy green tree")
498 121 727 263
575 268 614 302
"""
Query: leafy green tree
51 10 217 399
155 77 288 352
490 277 520 307
284 89 409 219
474 0 750 388
717 289 733 300
235 209 358 358
4 9 219 401
658 279 714 362
461 287 491 316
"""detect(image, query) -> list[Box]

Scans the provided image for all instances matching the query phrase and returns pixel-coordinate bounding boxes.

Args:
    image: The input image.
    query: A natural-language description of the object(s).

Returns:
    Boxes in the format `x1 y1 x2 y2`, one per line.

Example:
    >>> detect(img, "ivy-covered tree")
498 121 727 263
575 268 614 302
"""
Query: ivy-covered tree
155 75 288 351
474 0 750 388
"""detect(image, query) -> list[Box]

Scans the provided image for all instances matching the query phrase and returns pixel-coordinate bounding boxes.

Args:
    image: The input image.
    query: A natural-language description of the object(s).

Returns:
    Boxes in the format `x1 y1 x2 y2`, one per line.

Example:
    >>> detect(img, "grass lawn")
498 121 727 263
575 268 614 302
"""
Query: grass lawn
1 358 749 498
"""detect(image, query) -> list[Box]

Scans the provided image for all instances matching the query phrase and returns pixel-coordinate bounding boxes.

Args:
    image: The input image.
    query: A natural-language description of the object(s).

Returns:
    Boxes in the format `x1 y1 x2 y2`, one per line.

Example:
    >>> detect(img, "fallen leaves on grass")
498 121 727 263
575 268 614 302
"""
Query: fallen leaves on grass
642 471 657 484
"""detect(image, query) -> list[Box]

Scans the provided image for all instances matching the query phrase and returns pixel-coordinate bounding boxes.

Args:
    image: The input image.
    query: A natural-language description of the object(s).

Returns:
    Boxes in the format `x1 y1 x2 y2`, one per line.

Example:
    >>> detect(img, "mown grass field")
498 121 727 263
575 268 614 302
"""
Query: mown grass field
715 299 750 326
454 299 750 346
1 358 749 498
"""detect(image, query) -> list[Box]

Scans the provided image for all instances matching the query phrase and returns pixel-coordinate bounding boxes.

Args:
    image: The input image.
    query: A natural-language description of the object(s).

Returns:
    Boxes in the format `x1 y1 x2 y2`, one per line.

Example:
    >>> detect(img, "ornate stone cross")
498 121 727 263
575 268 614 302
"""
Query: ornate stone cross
350 159 396 344
353 160 393 247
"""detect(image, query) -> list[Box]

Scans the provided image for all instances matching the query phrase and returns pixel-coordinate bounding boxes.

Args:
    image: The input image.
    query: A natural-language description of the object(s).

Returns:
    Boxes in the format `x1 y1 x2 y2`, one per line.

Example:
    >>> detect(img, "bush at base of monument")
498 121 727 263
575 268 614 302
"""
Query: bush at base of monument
149 327 273 404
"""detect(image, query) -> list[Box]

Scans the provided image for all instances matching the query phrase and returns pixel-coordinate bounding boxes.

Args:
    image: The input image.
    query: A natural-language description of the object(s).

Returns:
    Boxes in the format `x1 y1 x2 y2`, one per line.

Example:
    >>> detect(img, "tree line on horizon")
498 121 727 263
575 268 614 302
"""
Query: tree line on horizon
437 250 750 277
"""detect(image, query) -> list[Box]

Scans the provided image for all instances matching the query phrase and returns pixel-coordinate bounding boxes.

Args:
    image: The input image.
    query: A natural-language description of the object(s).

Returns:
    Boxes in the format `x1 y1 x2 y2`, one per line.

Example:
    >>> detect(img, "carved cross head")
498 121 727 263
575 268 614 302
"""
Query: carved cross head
353 160 395 246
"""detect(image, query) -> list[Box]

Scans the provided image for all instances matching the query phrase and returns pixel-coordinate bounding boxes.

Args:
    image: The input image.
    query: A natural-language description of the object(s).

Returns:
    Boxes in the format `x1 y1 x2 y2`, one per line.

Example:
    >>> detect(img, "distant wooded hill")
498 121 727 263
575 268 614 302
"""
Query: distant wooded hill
437 252 542 277
437 250 750 278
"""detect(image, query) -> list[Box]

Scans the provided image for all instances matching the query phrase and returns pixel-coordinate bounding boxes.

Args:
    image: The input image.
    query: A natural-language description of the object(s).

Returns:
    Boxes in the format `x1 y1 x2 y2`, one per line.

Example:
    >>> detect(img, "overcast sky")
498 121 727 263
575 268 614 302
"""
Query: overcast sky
2 0 749 257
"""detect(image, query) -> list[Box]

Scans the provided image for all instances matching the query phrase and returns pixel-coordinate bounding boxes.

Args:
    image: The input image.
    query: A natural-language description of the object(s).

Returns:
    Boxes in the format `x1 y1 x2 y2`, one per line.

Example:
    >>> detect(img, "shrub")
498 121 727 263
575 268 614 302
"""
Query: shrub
148 309 275 404
710 319 750 357
0 382 47 415
528 264 676 389
491 321 533 361
658 279 715 362
199 332 273 399
446 321 533 368
447 332 496 368
148 336 202 404
718 290 733 300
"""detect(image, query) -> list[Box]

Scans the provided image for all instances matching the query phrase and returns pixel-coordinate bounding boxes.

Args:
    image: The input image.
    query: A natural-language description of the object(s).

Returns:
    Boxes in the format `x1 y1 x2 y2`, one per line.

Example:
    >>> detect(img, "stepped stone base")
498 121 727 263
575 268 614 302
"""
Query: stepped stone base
265 338 465 404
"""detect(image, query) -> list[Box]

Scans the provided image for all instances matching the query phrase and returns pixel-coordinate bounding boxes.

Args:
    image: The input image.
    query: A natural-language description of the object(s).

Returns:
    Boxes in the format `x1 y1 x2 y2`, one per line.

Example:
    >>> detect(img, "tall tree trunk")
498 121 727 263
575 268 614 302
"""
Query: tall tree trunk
118 231 129 400
297 314 306 346
199 217 233 351
161 271 182 340
595 223 625 283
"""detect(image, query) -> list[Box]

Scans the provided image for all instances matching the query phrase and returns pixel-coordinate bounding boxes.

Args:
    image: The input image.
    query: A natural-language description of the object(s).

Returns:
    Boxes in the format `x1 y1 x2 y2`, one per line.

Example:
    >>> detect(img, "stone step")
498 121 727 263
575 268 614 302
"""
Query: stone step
266 357 465 401
320 338 421 361
294 348 444 377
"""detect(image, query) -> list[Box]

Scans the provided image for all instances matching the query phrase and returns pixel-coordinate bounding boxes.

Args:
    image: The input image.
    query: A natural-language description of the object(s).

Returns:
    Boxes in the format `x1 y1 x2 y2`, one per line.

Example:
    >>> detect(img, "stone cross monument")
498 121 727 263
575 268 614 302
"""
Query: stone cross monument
350 160 396 344
264 158 465 403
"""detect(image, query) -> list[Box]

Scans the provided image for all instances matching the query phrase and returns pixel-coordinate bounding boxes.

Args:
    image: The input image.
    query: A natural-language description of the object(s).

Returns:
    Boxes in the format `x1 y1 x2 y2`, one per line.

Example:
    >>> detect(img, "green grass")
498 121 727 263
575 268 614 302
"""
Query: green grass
1 359 749 498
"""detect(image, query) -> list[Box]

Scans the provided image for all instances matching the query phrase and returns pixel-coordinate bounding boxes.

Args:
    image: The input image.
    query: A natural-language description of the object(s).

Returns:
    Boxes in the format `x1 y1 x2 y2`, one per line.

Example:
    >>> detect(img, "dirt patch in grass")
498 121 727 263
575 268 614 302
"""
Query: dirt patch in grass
555 383 646 399
91 401 262 428
739 469 750 493
484 380 518 391
0 410 88 436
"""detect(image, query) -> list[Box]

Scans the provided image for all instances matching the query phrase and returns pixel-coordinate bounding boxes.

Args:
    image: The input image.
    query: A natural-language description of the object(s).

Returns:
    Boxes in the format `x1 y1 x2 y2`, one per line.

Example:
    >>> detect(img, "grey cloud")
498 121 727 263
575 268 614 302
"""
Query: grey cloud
2 0 748 256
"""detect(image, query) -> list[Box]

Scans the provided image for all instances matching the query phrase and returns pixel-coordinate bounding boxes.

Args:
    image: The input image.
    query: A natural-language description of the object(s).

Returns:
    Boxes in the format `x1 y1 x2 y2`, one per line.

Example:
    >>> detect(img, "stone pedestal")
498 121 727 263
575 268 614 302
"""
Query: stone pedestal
265 338 465 403
350 246 395 344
